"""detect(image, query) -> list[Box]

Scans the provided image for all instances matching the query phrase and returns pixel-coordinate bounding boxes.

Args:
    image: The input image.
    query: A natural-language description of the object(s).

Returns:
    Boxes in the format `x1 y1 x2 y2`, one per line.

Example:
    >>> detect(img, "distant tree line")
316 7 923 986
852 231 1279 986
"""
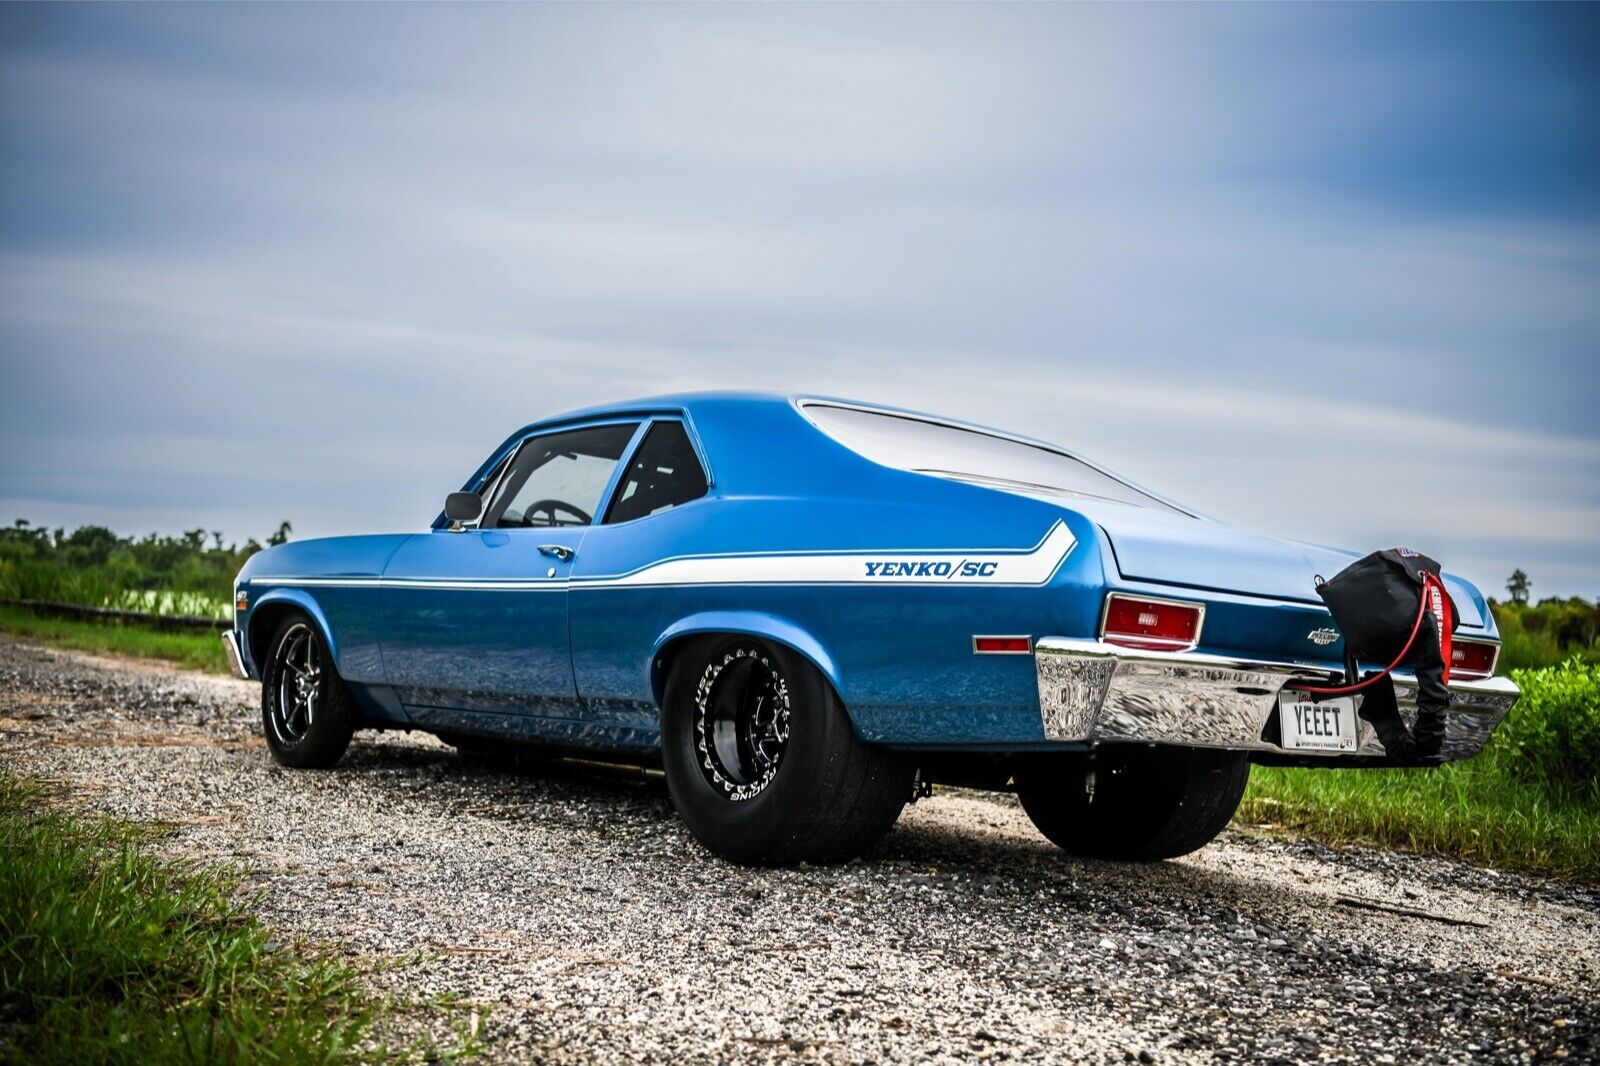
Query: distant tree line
0 519 292 616
1489 569 1599 672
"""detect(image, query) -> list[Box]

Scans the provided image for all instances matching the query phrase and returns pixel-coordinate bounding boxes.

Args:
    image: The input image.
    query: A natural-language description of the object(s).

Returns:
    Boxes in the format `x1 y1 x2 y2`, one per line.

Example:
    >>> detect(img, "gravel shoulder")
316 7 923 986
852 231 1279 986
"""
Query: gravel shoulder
3 635 1596 1064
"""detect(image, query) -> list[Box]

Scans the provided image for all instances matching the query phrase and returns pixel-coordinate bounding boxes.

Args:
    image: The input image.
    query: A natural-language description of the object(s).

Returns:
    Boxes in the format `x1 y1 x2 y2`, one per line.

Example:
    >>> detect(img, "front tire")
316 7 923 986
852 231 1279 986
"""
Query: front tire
661 636 915 865
1014 746 1249 861
261 615 356 769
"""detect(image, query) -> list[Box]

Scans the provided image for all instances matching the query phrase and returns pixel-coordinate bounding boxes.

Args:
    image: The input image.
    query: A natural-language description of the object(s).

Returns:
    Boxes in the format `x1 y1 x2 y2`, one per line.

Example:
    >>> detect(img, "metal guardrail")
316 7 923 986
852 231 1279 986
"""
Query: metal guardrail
0 598 230 632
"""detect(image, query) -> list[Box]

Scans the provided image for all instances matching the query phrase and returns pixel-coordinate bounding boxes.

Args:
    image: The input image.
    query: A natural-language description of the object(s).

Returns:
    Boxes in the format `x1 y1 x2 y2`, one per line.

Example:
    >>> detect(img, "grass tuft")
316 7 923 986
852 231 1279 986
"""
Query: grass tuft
0 772 477 1063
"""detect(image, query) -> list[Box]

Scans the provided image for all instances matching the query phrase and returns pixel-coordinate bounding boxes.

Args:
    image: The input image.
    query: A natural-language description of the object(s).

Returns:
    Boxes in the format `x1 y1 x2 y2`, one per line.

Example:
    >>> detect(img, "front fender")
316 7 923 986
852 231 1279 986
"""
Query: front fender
652 610 844 702
242 588 341 675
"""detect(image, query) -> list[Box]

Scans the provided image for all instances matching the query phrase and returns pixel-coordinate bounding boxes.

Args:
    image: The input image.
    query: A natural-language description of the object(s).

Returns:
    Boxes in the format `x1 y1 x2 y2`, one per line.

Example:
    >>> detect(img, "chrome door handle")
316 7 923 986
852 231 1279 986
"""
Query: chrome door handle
538 544 574 561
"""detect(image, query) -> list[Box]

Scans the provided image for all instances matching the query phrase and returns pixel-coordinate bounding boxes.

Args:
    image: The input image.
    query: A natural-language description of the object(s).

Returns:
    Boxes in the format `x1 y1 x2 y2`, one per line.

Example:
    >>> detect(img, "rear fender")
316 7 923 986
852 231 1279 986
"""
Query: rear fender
650 611 843 708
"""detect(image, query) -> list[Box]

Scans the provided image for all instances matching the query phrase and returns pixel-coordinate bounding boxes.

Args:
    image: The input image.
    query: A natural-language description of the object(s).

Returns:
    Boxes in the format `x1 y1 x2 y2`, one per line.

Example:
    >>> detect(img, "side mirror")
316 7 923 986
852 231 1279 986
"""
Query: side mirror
444 491 483 530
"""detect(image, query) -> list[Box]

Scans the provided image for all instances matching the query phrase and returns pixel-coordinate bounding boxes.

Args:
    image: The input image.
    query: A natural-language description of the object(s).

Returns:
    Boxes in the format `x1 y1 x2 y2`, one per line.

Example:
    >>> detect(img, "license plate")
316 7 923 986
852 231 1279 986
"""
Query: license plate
1278 691 1358 753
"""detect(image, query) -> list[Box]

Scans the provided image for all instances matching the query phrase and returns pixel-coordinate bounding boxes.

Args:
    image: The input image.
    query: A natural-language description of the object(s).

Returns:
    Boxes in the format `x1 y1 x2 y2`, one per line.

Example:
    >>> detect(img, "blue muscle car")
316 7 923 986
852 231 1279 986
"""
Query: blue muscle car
224 393 1519 864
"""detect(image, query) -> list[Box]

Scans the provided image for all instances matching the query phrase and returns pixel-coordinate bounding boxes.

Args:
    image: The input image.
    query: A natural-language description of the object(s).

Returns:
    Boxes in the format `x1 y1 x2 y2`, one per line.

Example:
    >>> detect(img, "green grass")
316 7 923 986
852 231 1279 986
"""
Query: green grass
1241 763 1600 883
0 772 481 1064
0 604 228 674
1241 659 1600 883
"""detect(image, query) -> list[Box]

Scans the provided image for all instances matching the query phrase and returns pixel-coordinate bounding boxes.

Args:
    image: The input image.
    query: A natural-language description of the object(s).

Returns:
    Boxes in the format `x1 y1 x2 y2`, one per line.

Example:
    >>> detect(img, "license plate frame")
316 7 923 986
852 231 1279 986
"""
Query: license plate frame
1277 690 1358 754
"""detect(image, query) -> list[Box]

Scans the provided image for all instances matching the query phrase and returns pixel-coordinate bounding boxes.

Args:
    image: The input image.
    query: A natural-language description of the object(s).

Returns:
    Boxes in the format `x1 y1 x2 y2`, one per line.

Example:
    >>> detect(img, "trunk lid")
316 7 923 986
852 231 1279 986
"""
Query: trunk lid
1067 500 1487 628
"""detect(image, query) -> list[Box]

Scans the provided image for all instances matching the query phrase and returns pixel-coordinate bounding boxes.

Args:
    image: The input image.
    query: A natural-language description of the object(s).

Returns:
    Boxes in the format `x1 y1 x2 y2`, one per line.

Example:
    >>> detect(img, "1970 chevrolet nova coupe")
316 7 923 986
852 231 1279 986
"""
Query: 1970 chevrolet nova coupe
225 393 1519 865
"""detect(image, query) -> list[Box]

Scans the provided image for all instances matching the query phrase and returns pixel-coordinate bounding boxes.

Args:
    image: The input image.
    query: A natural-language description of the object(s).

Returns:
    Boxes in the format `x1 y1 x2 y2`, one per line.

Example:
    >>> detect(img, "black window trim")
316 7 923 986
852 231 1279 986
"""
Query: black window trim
479 417 646 530
435 408 714 531
597 415 713 527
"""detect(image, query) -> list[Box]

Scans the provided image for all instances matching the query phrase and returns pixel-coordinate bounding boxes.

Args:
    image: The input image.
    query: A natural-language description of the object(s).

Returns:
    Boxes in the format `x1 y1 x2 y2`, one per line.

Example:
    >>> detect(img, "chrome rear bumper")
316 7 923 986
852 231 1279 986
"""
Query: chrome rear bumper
1034 637 1519 762
220 630 251 680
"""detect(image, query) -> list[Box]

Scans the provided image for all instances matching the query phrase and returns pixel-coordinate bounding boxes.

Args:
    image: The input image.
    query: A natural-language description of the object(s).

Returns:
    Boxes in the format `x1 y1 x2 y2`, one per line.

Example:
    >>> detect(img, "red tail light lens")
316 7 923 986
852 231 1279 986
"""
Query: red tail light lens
1451 640 1499 680
1101 593 1204 651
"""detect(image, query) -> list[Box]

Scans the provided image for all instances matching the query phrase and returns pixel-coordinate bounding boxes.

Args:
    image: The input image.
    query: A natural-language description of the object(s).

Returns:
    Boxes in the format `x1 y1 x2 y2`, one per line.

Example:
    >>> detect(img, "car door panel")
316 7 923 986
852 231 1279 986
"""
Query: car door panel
377 420 641 716
378 528 583 714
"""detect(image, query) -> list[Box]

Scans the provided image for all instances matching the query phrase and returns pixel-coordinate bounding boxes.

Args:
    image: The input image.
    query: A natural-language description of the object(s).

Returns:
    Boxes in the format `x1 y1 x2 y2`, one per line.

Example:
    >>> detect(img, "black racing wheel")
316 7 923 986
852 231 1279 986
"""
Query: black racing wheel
661 635 915 865
261 614 357 769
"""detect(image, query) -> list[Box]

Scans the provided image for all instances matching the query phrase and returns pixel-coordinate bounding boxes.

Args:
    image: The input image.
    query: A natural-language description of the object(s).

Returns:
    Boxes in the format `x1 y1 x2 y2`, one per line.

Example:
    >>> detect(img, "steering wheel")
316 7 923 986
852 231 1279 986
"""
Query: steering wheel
521 499 591 527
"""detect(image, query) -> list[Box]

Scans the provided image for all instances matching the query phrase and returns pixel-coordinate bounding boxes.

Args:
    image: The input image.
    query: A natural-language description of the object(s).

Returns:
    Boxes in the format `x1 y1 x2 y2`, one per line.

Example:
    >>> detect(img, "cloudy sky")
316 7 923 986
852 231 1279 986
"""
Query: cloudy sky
2 4 1596 599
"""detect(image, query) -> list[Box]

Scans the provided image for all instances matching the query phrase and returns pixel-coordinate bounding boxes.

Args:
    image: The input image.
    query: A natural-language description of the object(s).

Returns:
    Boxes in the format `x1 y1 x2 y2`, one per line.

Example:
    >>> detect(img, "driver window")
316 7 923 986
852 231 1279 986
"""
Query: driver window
482 423 638 528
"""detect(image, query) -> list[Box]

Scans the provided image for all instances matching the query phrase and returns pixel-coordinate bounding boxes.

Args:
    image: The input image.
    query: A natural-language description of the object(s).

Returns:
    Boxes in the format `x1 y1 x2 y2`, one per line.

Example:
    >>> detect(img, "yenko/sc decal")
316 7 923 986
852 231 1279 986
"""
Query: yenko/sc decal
864 560 1000 579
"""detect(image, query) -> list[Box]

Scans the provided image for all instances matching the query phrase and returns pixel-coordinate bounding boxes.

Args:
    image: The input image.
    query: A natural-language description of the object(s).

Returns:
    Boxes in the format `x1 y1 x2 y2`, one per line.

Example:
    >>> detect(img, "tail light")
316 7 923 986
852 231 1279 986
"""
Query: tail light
1450 639 1499 681
972 635 1032 655
1100 593 1204 651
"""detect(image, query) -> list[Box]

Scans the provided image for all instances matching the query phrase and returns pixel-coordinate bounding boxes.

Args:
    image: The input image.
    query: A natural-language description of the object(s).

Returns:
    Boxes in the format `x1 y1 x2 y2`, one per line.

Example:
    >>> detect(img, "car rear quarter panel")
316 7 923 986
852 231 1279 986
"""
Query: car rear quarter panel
568 484 1108 747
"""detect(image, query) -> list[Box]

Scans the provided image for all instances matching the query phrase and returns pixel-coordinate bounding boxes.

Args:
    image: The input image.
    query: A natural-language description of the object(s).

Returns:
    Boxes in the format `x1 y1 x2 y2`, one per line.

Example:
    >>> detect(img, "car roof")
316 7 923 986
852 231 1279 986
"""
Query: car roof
527 390 1061 451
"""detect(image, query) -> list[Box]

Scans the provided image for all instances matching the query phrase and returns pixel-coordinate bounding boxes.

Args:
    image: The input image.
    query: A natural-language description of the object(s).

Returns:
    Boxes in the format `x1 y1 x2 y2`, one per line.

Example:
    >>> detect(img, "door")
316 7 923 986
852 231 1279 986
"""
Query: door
379 421 641 716
569 418 714 728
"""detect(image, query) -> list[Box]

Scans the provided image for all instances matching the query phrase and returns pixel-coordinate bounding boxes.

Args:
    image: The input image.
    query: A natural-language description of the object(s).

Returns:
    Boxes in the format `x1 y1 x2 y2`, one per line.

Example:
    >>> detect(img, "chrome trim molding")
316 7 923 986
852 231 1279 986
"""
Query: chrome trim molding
221 630 251 680
248 520 1078 592
1034 637 1519 763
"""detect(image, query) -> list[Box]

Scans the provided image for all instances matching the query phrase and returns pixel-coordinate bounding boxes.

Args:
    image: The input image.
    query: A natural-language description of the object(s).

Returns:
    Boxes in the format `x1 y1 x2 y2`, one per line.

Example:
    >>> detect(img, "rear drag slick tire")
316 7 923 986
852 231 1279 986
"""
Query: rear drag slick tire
661 636 915 866
1014 746 1249 861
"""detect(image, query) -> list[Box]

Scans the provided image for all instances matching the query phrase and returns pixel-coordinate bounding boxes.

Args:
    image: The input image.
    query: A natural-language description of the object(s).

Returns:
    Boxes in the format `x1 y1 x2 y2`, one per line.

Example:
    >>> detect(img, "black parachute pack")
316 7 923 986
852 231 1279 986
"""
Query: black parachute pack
1303 548 1459 761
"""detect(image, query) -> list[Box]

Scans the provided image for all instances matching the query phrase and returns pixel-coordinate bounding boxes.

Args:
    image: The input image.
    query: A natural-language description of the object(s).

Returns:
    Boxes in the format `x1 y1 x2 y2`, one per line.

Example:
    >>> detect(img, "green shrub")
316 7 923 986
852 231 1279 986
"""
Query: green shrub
1492 599 1600 672
1495 609 1568 672
1496 659 1600 802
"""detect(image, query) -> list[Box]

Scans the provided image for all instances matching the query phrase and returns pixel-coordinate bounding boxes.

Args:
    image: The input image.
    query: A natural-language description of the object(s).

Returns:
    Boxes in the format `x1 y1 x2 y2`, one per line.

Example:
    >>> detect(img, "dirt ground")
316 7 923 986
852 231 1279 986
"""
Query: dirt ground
3 635 1595 1064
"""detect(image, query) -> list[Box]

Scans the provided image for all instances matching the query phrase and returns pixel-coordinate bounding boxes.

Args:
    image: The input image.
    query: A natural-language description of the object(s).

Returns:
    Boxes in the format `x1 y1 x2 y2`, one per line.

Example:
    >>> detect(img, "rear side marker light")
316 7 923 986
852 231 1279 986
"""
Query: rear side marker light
1451 640 1499 681
1101 593 1204 651
973 635 1032 655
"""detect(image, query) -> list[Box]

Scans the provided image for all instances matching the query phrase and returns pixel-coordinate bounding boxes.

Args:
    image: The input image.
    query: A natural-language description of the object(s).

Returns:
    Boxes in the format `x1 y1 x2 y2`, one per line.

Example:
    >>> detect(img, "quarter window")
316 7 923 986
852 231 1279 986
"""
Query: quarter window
483 423 638 528
604 421 709 523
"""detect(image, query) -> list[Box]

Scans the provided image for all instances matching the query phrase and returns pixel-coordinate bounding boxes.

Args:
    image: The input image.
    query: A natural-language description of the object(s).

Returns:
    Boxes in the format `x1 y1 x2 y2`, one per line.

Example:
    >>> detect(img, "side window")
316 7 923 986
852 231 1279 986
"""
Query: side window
603 421 709 524
483 423 638 528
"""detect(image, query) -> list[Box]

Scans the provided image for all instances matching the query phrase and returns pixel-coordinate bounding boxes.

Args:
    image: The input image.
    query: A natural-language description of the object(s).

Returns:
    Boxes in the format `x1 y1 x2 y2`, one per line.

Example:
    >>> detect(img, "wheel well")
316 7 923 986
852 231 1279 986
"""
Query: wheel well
246 602 309 668
649 633 701 710
650 630 838 712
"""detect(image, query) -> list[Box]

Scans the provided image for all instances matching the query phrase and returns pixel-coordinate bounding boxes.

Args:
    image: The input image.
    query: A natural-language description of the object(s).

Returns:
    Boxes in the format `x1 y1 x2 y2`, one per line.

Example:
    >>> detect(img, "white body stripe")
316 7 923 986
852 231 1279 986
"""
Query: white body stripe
250 521 1077 592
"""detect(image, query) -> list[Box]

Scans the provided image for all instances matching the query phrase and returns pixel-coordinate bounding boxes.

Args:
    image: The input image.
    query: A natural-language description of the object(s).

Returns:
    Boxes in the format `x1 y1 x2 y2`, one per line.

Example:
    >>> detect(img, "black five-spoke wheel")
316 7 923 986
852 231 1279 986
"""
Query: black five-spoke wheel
261 614 356 768
268 622 322 747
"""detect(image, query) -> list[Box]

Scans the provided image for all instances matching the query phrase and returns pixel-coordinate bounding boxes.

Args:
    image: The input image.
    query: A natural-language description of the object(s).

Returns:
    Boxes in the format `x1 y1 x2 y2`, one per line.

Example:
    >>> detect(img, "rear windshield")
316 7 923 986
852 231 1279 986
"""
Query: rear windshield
804 403 1187 514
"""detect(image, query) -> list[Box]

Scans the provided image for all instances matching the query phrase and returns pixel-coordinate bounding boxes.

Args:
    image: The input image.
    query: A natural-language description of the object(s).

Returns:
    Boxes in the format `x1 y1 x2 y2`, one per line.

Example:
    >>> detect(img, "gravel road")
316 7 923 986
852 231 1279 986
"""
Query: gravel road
3 635 1596 1064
